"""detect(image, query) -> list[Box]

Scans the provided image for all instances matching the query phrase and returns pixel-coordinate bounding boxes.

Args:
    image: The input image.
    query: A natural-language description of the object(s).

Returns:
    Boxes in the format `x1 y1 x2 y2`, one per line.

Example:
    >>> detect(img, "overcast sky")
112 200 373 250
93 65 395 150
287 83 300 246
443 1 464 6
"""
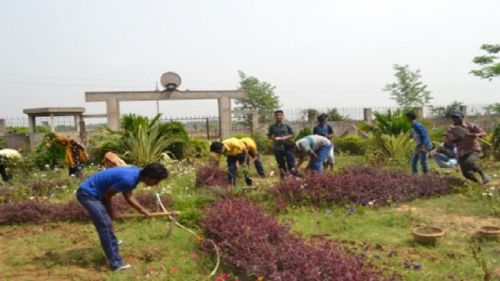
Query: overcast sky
1 0 499 120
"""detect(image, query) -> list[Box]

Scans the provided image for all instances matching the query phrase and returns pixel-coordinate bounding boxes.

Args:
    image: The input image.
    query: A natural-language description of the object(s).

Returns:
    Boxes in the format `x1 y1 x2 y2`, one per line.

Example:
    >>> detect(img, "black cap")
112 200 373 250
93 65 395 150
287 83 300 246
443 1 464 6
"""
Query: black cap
451 111 464 118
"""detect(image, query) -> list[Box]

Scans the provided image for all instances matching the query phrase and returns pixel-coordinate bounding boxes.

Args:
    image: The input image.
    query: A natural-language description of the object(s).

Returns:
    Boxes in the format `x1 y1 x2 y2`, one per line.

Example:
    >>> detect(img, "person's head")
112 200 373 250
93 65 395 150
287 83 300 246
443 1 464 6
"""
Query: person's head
450 111 464 126
210 141 225 154
274 110 284 123
139 162 168 186
317 113 327 124
405 111 417 122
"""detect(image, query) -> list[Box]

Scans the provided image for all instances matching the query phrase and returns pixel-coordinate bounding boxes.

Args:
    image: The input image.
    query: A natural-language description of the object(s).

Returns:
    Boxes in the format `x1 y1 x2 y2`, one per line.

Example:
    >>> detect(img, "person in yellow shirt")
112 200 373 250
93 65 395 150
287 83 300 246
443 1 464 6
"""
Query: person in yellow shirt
240 137 265 178
209 137 249 185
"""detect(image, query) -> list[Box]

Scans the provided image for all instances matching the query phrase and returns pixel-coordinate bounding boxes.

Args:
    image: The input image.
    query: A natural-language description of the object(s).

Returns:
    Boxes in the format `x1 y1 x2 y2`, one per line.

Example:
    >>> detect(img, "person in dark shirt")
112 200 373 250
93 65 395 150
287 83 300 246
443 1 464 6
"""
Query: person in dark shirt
313 114 334 170
268 110 297 178
76 163 168 271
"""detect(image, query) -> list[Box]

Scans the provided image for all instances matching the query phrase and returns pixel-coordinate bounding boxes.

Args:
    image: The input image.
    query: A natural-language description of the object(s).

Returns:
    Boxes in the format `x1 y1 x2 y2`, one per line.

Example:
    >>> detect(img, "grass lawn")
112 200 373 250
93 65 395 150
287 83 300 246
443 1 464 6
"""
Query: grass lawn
0 155 499 280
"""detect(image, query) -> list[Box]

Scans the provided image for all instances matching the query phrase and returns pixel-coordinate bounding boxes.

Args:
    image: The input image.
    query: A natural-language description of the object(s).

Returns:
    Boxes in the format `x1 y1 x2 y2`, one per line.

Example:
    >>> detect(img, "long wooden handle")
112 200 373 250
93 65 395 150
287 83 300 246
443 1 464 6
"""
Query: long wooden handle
119 211 181 219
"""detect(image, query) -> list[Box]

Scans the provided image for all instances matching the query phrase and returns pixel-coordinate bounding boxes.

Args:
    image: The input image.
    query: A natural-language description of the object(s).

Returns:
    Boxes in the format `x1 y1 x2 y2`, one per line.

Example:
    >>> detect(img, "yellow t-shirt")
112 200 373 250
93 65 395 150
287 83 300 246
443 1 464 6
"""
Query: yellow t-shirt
240 137 258 156
222 138 246 156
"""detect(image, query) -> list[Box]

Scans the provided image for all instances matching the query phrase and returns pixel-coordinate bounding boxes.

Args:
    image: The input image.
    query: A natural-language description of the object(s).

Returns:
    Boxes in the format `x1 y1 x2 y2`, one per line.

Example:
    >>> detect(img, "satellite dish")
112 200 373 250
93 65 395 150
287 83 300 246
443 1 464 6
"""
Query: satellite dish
160 72 182 91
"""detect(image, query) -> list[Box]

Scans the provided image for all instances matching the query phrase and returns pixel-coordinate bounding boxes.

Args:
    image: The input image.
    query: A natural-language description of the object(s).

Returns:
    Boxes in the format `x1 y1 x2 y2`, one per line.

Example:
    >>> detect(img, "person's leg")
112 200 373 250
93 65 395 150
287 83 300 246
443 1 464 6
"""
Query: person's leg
463 151 488 183
420 151 429 174
433 153 451 168
311 145 331 171
284 150 297 175
253 154 266 177
76 190 123 269
274 150 287 178
411 149 419 175
0 163 11 182
226 156 238 185
458 153 480 183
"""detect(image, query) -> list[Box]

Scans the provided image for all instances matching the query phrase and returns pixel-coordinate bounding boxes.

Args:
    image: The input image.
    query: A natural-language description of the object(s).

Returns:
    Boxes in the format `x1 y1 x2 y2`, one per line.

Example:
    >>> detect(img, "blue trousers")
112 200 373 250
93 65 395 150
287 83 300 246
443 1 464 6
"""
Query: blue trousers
311 145 333 171
411 145 430 174
77 189 123 269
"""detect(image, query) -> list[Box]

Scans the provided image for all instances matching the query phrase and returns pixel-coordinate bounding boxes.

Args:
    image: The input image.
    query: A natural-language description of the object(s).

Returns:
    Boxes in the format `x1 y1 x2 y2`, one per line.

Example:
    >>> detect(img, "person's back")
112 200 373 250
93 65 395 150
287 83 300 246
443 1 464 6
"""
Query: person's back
79 166 141 199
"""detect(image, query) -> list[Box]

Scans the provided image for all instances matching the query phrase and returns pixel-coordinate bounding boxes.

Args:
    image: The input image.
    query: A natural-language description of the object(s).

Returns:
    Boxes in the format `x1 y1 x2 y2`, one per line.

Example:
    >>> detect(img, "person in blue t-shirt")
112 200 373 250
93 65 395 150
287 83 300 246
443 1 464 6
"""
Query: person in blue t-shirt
76 162 168 271
312 114 335 170
406 111 432 175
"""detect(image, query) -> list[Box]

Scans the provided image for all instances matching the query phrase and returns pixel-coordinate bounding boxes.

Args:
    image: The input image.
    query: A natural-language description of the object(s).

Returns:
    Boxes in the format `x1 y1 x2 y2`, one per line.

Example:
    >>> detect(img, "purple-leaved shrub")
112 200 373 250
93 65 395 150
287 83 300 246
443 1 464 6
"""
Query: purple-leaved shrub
200 198 396 281
274 166 464 208
195 165 230 188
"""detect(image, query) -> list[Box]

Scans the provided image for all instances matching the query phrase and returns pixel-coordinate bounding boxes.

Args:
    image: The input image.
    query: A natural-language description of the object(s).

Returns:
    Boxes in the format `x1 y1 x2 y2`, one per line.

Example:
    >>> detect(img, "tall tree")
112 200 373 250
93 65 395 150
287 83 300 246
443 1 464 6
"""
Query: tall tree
236 71 280 125
471 43 500 80
383 64 432 109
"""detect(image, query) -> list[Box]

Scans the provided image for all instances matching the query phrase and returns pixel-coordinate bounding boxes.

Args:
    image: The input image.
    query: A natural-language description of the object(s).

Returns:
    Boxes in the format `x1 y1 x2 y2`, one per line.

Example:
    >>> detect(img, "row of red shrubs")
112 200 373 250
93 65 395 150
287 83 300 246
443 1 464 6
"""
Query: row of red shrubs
0 193 172 225
200 198 397 281
274 166 464 208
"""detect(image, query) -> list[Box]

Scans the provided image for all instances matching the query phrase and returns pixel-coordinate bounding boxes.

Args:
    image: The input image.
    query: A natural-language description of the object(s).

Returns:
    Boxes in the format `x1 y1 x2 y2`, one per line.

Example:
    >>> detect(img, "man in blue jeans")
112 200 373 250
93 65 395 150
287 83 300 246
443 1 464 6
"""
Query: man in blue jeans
289 135 333 172
77 163 168 271
406 111 432 175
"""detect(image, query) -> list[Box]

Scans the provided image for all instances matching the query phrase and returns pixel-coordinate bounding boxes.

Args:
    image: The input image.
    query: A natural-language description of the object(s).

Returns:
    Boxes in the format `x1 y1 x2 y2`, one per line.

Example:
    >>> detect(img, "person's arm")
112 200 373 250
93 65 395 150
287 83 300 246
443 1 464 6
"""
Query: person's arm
327 125 334 139
102 187 120 219
123 190 152 217
267 126 274 140
206 155 221 182
296 154 305 169
468 123 486 138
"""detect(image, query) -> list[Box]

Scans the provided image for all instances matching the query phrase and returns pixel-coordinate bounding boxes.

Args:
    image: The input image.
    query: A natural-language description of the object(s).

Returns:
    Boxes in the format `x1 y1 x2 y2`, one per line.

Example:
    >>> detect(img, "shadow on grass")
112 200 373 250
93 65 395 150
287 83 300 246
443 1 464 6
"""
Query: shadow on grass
32 247 108 270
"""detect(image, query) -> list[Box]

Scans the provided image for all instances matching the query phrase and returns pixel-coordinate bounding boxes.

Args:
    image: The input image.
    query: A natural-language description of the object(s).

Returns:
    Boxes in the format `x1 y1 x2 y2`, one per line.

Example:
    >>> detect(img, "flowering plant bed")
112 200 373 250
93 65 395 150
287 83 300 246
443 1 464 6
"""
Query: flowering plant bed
200 198 397 281
0 193 172 225
274 166 464 209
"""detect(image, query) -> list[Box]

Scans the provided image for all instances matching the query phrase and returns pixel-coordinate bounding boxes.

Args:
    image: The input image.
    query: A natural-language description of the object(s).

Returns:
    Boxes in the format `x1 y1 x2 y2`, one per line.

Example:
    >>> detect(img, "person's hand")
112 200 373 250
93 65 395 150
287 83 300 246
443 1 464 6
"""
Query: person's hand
274 136 283 141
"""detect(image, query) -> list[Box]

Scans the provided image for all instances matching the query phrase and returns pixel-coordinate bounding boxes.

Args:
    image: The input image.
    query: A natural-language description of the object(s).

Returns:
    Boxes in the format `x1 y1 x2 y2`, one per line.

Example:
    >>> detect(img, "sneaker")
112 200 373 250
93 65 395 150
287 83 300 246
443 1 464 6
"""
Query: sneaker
114 264 131 271
117 240 123 245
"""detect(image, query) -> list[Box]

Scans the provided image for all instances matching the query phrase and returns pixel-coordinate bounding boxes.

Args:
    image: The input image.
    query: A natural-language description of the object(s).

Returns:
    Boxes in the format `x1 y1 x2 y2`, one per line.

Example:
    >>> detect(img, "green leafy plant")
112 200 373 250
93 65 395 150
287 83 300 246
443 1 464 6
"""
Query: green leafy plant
325 108 350 121
294 127 312 141
333 135 367 155
471 43 500 80
365 132 415 166
384 64 432 108
360 109 411 136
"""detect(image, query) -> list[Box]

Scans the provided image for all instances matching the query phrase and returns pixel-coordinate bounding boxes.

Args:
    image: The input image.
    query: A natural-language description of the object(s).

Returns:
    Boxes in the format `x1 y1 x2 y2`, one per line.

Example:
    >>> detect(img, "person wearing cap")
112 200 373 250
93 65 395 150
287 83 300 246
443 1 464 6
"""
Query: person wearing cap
268 110 296 178
313 114 335 170
239 137 265 178
289 135 333 172
209 138 250 185
446 111 489 184
406 111 433 175
76 162 168 271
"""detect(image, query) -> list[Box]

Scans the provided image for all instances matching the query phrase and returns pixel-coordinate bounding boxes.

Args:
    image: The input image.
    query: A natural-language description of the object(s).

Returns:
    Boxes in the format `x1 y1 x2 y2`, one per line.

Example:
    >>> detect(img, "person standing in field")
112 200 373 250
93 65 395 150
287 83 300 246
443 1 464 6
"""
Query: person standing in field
406 111 433 175
268 110 297 178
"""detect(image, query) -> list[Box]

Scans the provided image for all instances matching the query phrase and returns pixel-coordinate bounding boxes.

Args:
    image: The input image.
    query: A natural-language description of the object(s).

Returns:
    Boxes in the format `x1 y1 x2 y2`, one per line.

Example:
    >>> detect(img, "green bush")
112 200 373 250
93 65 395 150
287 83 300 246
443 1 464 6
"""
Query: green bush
250 133 273 154
32 133 65 169
333 135 366 155
294 127 312 141
184 137 210 160
364 132 415 167
161 121 189 159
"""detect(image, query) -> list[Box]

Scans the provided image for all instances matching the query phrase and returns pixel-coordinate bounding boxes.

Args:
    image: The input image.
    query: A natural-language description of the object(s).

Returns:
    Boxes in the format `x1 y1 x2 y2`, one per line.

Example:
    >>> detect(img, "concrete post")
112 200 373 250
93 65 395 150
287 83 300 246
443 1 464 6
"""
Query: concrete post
415 107 423 119
363 108 372 123
459 105 467 117
106 99 121 130
28 116 36 133
218 97 232 139
0 119 6 134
